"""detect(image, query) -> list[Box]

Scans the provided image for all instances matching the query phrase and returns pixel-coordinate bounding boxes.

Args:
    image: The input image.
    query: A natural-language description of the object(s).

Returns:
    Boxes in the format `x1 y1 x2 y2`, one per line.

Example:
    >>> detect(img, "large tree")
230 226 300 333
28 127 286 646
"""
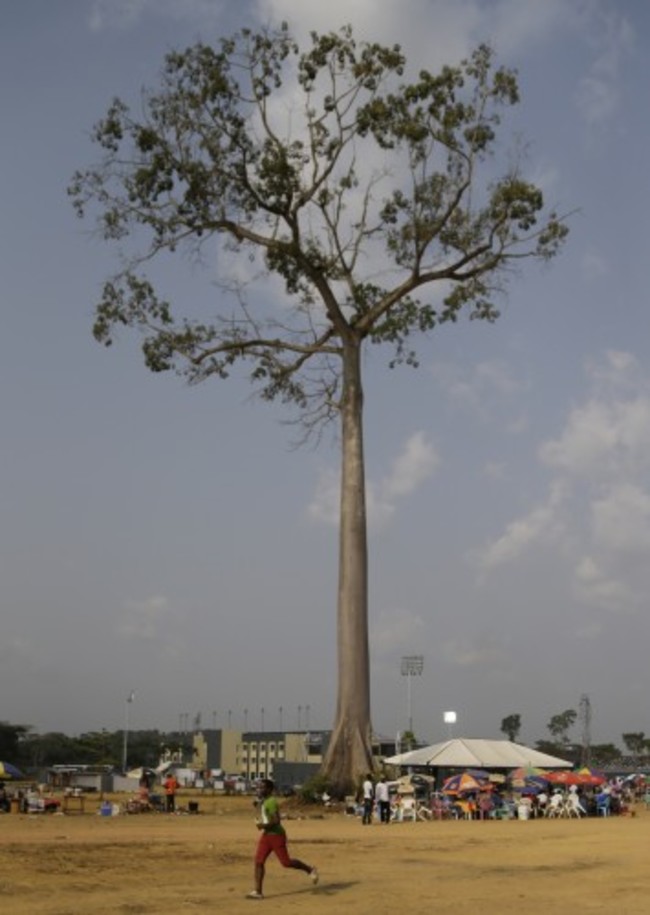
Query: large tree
547 709 577 747
500 713 522 743
70 24 568 794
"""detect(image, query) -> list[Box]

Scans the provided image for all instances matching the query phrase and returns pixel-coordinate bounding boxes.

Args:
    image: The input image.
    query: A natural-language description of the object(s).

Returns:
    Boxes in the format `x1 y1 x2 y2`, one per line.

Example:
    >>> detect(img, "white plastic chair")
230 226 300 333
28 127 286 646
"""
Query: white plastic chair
400 797 417 821
566 794 586 817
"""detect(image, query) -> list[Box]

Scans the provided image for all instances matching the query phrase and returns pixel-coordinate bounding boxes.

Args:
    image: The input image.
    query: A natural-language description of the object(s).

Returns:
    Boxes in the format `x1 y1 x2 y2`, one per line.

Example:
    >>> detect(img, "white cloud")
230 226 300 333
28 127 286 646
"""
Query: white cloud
439 635 510 669
308 431 439 529
118 595 170 641
382 431 440 500
581 251 609 282
573 555 631 614
371 607 427 659
88 0 226 31
307 468 340 526
475 480 567 571
574 7 635 126
431 358 526 422
591 483 650 554
575 76 618 126
540 353 650 479
483 461 507 480
479 351 650 617
89 0 152 31
539 399 620 477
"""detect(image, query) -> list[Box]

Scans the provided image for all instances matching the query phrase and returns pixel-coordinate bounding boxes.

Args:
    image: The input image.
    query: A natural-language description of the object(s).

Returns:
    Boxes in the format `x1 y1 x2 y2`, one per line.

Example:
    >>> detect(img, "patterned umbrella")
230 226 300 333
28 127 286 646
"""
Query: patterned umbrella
576 767 606 786
0 761 24 780
442 772 485 795
512 775 549 793
509 766 547 788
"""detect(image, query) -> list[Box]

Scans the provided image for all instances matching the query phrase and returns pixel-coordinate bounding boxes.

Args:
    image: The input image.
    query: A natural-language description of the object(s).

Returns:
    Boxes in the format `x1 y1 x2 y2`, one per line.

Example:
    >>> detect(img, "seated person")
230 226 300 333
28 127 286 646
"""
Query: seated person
24 785 45 813
477 791 493 819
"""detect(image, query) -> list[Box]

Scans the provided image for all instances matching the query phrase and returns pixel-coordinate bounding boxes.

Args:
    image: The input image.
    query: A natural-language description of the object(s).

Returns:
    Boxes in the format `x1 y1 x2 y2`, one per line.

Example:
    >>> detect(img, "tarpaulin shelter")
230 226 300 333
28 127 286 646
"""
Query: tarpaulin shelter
384 738 572 770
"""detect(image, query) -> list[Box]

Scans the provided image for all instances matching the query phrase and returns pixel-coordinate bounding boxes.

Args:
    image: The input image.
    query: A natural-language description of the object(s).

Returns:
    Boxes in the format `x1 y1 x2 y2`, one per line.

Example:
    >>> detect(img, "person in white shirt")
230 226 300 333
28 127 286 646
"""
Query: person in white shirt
361 774 374 825
375 777 390 824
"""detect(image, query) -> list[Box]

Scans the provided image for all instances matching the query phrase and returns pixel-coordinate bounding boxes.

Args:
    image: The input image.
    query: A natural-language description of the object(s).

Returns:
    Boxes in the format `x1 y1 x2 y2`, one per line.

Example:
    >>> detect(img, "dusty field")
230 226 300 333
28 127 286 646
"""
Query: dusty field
1 794 649 914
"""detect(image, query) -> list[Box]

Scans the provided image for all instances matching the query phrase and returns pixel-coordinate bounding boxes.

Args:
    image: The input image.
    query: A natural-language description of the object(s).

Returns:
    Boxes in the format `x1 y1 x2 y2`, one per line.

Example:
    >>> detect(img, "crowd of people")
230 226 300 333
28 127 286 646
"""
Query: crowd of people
352 771 640 822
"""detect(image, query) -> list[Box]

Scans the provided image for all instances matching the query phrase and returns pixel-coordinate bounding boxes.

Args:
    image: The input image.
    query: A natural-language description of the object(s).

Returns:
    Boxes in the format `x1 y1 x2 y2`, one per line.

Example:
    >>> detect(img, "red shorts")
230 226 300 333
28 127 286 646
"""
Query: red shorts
255 832 291 867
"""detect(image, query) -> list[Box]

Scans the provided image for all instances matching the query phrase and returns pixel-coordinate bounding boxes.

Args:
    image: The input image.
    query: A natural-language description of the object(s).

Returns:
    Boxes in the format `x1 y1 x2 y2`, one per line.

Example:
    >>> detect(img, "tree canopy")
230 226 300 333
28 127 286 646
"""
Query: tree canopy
500 713 522 743
70 24 568 794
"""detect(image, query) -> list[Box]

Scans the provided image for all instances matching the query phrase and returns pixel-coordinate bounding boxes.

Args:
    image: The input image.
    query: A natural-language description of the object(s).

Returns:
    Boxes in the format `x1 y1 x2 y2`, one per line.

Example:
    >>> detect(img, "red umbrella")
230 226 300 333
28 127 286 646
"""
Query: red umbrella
576 767 606 786
543 770 582 786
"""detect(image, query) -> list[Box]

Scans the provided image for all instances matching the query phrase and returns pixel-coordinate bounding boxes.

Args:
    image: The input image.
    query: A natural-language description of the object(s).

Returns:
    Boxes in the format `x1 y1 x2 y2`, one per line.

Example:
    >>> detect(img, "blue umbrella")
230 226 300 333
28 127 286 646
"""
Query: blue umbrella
0 761 24 780
512 775 548 793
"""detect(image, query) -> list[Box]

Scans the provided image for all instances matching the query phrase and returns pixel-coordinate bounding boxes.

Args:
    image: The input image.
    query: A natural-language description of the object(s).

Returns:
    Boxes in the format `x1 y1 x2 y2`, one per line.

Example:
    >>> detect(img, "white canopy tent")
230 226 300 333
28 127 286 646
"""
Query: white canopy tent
384 738 572 770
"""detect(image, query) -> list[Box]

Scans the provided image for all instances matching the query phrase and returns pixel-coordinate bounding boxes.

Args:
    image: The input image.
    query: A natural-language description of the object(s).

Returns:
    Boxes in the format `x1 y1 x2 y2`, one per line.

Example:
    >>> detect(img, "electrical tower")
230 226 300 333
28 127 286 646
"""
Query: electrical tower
579 693 592 766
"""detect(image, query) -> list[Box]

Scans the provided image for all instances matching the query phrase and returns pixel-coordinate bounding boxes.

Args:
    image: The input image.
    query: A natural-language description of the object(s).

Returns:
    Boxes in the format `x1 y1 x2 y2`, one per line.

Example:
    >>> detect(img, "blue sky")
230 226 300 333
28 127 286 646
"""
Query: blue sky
1 0 649 751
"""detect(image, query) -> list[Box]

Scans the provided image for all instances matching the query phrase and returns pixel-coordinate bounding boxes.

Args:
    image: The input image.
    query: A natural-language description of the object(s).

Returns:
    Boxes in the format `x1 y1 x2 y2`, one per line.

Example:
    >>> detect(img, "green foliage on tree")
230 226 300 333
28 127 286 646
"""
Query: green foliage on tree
547 709 577 746
534 738 579 765
400 729 417 751
0 721 31 762
590 743 621 765
15 728 173 771
500 713 521 742
69 24 568 795
20 732 81 768
621 732 646 757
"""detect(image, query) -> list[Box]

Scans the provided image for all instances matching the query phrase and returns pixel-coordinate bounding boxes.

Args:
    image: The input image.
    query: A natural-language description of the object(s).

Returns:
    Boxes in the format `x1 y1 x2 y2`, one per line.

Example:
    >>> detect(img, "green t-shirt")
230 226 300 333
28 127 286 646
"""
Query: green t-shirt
260 796 285 835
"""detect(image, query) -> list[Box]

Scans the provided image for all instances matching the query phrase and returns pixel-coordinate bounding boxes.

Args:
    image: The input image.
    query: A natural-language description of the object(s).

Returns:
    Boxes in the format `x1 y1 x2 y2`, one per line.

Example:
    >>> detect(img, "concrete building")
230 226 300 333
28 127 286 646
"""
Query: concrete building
192 729 328 780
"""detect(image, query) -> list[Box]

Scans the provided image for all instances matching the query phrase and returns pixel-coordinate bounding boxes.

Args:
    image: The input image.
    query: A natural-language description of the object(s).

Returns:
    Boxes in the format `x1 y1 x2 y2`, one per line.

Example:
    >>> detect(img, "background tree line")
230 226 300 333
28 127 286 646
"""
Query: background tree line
3 716 649 772
0 722 193 770
500 712 650 766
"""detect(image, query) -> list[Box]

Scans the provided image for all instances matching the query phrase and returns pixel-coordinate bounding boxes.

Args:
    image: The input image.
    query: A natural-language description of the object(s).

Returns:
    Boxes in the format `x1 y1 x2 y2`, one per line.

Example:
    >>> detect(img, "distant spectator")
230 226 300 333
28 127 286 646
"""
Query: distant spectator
164 773 179 813
375 777 391 824
477 791 493 820
361 774 374 825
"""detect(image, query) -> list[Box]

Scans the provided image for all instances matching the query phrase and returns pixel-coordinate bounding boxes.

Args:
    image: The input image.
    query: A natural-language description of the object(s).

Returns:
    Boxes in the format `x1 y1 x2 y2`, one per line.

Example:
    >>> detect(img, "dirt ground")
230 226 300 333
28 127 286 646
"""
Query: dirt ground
1 793 649 914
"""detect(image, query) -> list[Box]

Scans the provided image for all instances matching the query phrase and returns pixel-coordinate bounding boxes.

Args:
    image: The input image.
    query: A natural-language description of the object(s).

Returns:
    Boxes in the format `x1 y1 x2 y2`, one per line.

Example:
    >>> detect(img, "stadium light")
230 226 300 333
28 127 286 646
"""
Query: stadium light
400 655 424 735
443 710 457 738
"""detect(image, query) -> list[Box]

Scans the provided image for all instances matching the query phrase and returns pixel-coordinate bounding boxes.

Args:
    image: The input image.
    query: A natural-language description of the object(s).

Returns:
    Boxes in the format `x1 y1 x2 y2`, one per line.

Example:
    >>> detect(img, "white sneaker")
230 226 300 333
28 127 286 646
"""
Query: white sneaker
310 868 319 886
246 890 264 899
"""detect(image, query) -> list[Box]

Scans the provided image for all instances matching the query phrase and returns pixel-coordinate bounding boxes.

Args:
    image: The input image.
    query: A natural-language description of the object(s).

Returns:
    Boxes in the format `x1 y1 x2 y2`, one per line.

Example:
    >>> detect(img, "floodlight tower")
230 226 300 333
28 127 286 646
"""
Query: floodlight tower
400 655 424 736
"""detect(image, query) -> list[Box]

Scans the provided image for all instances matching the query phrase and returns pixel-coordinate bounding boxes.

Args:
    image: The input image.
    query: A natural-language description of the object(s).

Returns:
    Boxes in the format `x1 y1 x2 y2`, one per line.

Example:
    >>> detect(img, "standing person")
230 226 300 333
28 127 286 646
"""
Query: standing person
246 778 319 900
163 772 179 813
361 773 374 825
375 776 391 823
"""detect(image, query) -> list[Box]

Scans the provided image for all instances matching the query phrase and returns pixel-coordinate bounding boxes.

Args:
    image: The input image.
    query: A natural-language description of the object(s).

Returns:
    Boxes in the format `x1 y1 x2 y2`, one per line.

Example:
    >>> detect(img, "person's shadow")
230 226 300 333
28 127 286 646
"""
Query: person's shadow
270 880 357 898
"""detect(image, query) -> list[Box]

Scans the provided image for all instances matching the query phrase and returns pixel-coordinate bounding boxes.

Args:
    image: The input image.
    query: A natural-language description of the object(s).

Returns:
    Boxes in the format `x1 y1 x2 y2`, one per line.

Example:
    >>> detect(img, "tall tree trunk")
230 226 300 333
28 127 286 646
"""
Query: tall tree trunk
321 340 374 795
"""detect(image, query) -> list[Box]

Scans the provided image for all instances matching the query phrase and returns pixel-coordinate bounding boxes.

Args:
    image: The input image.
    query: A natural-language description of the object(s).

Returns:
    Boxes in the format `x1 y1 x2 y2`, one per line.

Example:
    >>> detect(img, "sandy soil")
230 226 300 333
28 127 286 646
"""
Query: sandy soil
1 794 648 914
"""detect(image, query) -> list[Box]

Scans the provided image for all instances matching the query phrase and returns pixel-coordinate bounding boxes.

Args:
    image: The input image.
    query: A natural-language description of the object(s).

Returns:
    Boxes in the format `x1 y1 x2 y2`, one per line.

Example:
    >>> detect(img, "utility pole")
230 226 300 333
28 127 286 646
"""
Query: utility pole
579 693 592 767
122 691 135 773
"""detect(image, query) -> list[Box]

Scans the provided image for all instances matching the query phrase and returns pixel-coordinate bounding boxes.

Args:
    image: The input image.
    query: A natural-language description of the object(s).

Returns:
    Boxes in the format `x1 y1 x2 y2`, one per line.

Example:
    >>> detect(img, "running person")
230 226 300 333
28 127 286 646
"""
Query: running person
247 778 319 900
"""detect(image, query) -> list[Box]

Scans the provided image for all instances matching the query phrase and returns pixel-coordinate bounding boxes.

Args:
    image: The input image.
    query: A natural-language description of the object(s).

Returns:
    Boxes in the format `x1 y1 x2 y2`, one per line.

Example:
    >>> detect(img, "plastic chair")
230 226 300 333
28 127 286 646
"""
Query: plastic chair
596 796 611 817
400 797 417 821
566 794 586 817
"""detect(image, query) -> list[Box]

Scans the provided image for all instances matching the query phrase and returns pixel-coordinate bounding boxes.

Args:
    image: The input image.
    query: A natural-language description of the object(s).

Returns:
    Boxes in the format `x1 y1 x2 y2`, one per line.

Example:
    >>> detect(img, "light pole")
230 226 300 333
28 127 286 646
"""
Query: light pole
400 655 424 739
122 691 135 773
